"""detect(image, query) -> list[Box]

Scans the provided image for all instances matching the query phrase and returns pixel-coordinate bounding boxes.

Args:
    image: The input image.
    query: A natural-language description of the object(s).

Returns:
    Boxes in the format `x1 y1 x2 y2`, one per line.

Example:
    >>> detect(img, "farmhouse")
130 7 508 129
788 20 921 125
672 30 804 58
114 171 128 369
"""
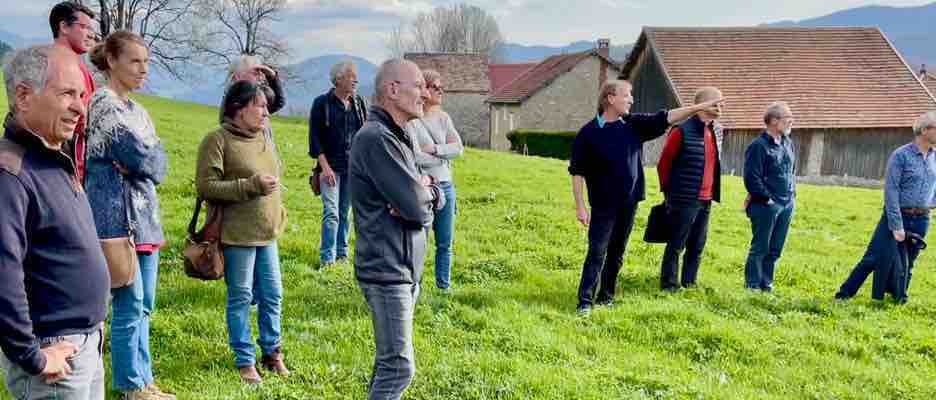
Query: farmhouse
487 39 621 151
621 27 936 179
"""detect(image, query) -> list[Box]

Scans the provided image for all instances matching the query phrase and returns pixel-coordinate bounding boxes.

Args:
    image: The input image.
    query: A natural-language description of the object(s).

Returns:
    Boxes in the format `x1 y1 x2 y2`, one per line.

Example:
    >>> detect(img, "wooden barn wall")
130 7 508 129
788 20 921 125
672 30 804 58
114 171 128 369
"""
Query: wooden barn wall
821 128 912 179
712 129 813 177
628 47 681 165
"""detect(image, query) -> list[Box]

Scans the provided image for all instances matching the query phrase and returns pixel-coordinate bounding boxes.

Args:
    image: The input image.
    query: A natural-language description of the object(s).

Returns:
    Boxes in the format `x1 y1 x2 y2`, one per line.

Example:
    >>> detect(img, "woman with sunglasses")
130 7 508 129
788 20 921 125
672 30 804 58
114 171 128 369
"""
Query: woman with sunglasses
405 69 464 291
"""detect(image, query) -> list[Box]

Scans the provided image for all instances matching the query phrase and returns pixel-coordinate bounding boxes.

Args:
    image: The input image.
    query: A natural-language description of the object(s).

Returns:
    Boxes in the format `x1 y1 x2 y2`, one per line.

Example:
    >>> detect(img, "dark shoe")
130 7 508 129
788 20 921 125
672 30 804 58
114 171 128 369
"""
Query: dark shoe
261 351 290 376
238 366 262 385
576 305 592 317
762 285 774 293
681 282 698 289
834 292 851 301
596 298 614 307
661 285 680 293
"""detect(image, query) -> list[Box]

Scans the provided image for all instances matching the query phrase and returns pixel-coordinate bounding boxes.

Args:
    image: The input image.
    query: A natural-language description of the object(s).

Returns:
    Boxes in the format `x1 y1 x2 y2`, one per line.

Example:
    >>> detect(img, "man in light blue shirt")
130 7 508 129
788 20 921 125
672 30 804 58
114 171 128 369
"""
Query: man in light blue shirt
836 111 936 301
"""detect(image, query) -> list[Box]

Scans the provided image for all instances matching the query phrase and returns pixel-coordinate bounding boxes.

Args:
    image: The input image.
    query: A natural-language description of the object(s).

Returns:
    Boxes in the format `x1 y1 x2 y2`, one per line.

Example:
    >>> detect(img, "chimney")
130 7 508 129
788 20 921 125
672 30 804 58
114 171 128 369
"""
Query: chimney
597 38 611 59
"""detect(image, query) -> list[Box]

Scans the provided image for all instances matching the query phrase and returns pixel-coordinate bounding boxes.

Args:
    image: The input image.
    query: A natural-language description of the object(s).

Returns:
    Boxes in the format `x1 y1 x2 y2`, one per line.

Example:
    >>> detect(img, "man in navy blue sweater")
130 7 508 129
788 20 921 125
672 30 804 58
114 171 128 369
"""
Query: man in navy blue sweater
569 80 723 315
743 101 797 292
0 45 110 400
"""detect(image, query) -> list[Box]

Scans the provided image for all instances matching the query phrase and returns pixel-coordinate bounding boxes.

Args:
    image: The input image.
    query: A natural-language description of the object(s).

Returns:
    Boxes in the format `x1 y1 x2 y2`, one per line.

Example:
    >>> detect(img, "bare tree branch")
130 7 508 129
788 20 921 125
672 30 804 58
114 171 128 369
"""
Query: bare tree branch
387 3 504 59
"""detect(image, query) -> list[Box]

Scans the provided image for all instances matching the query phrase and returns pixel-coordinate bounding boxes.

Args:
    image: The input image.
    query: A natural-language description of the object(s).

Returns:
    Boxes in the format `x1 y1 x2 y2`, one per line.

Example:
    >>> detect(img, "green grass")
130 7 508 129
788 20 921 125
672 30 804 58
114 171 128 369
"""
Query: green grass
2 86 936 399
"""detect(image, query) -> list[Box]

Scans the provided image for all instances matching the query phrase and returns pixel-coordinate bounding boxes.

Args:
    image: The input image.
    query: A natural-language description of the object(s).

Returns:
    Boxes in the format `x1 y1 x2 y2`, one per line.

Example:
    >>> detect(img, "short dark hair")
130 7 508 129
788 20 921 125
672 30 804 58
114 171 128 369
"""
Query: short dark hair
49 2 96 39
221 80 266 121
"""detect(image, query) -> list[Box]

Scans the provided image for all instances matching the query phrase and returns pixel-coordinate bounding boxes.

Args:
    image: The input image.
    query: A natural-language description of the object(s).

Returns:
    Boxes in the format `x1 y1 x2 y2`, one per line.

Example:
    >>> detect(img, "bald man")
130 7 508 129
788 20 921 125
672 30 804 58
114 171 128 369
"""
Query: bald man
349 59 443 400
0 45 109 400
656 87 725 291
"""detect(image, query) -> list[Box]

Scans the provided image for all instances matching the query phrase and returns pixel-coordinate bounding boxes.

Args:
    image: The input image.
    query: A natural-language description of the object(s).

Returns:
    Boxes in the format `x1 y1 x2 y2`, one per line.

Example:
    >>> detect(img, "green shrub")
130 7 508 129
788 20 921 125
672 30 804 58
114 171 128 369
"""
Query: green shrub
506 129 577 160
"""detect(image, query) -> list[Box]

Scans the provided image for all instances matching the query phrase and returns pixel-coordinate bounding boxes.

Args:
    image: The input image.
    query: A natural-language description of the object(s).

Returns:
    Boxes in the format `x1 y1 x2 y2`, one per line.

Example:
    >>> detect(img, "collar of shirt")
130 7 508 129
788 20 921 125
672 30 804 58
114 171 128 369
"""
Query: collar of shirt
910 142 935 159
596 114 624 128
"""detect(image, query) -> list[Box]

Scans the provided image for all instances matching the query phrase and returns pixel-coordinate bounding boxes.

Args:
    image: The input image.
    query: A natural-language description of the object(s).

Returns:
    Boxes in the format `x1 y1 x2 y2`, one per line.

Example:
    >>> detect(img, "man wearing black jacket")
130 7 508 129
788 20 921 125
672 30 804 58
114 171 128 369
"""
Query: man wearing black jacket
568 80 723 315
349 59 443 400
656 87 724 291
309 61 368 267
0 45 110 400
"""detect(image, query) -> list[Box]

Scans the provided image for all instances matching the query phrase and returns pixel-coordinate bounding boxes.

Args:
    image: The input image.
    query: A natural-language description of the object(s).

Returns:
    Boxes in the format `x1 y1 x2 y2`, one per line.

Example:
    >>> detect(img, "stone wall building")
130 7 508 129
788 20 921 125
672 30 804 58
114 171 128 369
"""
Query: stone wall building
486 40 621 151
621 27 936 179
404 52 490 148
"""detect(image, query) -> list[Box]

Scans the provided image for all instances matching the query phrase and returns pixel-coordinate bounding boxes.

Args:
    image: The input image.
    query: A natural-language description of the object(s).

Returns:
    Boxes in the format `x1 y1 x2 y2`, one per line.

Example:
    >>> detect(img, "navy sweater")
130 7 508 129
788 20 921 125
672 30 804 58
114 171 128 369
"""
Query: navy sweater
0 116 110 375
568 111 670 214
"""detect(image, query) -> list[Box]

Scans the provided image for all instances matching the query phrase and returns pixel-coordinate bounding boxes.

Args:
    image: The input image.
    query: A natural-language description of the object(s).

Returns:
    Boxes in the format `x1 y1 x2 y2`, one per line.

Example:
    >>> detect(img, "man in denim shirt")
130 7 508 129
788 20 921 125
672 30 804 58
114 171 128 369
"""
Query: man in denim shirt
836 111 936 301
743 101 796 292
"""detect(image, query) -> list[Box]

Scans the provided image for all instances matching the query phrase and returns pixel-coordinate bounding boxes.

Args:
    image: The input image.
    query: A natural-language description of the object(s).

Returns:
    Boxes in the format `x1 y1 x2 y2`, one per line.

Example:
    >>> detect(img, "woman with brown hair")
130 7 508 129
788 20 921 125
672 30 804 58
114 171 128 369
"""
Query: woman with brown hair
196 80 289 384
85 31 173 400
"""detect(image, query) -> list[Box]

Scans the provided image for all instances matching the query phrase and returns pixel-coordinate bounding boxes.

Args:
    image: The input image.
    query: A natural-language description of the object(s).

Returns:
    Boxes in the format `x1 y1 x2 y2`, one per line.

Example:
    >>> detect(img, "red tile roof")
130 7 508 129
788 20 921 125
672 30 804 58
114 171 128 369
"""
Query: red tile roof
488 63 536 93
404 53 489 93
488 50 618 103
622 27 936 130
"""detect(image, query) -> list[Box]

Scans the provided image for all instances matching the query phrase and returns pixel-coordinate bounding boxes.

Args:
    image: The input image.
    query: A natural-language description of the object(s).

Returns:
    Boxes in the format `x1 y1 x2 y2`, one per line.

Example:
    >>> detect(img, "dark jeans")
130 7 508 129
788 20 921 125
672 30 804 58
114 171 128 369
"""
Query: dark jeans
744 200 795 290
577 204 637 308
837 212 929 299
660 200 711 289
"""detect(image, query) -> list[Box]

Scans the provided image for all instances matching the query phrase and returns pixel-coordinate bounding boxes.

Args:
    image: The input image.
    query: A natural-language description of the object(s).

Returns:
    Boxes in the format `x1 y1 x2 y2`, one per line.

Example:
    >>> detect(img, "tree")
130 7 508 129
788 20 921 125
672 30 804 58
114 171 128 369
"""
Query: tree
72 0 201 80
387 4 505 61
0 40 11 61
192 0 289 68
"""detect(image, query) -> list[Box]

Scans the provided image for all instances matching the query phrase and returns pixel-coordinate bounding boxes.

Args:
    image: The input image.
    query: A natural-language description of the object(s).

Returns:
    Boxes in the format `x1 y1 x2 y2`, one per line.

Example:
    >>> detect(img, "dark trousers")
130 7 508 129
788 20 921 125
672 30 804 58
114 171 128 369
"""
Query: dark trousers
660 200 711 289
837 212 929 299
577 204 637 308
744 200 795 290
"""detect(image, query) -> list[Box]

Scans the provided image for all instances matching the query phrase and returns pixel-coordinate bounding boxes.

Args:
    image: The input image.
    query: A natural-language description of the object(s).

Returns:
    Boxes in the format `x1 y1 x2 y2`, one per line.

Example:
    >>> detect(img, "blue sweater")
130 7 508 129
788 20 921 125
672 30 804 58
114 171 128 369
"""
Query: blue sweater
85 88 167 245
568 111 670 213
0 116 110 375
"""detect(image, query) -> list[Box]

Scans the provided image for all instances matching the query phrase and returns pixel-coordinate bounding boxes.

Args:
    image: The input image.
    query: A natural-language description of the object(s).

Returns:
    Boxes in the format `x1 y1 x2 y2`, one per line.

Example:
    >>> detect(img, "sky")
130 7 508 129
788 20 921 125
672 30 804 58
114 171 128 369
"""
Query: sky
0 0 932 64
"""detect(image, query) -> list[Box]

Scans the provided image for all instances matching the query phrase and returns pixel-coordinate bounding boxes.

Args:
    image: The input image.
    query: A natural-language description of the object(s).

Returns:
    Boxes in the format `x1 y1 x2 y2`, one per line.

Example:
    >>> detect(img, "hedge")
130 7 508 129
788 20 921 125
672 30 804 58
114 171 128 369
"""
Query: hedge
506 129 577 160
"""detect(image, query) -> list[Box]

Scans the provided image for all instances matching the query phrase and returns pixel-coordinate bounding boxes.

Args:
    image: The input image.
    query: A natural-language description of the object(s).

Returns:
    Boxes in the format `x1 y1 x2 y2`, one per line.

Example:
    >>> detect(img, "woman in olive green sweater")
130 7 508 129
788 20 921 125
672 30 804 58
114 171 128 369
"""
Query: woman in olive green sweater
195 81 288 384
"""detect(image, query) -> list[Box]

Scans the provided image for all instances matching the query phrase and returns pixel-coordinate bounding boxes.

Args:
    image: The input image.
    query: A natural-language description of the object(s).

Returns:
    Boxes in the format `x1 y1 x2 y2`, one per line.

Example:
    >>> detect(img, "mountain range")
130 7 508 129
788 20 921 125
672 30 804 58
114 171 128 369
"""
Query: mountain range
1 1 934 114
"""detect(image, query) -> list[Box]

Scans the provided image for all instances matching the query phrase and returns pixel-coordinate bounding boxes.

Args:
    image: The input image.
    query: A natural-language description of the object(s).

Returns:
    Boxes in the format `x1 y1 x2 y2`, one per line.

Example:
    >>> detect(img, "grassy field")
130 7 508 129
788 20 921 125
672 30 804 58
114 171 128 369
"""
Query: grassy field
2 86 936 399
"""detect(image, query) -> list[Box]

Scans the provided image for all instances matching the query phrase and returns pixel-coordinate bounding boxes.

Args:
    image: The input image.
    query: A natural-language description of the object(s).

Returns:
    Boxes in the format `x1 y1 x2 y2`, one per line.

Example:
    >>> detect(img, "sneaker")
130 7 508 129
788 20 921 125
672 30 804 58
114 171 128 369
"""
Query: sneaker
144 384 176 400
576 305 592 317
238 366 263 385
834 292 851 301
595 298 614 307
121 389 162 400
261 350 290 376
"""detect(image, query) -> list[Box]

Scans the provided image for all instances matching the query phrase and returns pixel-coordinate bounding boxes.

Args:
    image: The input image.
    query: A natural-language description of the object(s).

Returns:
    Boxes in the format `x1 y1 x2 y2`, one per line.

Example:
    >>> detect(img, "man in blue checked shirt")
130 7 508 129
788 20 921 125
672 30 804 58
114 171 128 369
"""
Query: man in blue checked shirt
836 111 936 301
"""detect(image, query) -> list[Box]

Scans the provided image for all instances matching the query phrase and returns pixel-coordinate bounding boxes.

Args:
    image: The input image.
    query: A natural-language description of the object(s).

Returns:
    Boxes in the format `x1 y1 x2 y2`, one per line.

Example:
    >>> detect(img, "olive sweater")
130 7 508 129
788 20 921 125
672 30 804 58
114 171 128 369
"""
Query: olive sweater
196 122 287 246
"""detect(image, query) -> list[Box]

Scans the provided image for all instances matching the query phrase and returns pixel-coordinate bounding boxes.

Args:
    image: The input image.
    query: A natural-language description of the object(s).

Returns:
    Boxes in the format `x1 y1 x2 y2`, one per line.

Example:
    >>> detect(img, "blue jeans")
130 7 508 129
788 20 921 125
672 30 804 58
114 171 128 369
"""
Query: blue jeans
837 212 929 298
2 327 105 400
359 282 420 400
744 201 795 290
223 243 283 368
320 172 352 263
110 251 159 391
431 182 456 289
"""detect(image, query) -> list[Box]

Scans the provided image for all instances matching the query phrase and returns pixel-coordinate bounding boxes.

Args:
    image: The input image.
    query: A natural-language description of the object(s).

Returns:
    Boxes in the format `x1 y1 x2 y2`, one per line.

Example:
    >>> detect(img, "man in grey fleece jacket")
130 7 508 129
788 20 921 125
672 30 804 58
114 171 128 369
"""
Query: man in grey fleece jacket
349 59 444 400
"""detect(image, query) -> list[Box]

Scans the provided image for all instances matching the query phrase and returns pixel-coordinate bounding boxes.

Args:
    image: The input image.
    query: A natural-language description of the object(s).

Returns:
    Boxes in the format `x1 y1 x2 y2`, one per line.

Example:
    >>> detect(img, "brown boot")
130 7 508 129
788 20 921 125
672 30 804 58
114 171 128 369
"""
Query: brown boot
144 384 176 400
238 365 263 385
260 350 290 376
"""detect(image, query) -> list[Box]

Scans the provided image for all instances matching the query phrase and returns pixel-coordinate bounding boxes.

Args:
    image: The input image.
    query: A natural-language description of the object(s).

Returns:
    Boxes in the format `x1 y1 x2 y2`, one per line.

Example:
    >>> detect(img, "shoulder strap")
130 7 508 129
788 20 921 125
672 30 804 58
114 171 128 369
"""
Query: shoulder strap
187 197 203 236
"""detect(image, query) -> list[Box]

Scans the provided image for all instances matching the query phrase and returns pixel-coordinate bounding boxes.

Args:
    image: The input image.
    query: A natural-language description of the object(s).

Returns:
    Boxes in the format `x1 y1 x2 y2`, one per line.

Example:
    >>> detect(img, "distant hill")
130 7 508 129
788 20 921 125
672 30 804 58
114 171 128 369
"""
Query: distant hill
767 2 936 69
280 54 378 117
0 29 44 48
497 40 632 64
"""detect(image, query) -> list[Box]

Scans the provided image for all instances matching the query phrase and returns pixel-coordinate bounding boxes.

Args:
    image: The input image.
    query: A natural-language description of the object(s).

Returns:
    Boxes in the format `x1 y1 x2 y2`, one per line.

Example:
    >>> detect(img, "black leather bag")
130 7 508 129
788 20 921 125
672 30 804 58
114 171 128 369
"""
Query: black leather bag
643 202 672 244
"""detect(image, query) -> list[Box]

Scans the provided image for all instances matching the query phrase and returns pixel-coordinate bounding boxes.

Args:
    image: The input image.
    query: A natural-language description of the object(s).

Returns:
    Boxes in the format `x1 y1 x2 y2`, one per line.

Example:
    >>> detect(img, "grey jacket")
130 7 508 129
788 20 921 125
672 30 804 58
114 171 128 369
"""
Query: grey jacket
350 107 441 285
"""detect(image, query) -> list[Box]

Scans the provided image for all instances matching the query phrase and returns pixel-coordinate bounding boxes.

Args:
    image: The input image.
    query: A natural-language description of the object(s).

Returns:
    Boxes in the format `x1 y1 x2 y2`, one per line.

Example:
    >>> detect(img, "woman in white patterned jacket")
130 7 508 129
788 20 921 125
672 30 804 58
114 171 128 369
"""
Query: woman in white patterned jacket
85 31 172 400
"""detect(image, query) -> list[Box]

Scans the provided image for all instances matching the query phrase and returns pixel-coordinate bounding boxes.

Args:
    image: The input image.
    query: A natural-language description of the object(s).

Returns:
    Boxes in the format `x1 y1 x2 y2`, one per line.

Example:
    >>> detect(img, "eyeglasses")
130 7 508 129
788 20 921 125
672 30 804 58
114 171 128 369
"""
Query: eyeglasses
70 21 97 32
428 84 444 93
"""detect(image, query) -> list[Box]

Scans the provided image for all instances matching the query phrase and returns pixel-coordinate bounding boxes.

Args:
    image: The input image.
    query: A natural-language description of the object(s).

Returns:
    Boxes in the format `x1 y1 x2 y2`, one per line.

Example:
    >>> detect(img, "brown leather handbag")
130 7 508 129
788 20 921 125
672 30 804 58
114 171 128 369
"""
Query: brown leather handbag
101 186 138 288
182 198 225 280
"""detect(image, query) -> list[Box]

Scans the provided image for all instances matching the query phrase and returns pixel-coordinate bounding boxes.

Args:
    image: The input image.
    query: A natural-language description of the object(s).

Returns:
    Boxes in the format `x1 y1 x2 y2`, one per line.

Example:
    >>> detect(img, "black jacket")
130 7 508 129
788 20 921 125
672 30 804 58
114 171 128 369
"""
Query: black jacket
308 89 367 174
667 116 722 204
0 115 110 375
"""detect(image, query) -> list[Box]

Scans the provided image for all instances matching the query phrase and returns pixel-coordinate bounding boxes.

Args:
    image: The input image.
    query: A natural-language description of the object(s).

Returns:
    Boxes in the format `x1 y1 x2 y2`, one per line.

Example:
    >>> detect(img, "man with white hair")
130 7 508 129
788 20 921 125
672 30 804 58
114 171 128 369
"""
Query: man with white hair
742 101 797 292
227 54 286 116
349 59 443 400
309 60 368 267
836 111 936 302
0 45 110 400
